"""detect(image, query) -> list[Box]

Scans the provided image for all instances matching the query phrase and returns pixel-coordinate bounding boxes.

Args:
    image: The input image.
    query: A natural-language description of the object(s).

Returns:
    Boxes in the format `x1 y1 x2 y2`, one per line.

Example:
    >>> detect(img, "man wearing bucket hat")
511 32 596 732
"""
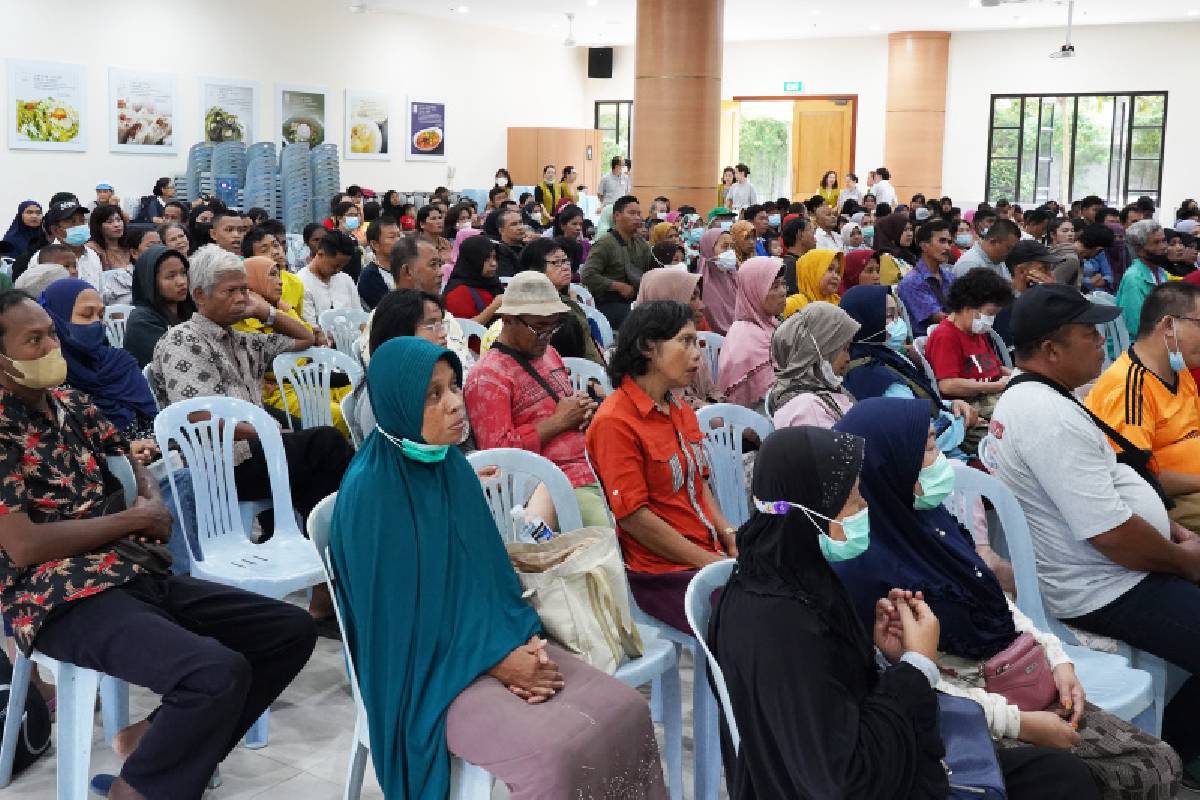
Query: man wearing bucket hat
464 271 611 527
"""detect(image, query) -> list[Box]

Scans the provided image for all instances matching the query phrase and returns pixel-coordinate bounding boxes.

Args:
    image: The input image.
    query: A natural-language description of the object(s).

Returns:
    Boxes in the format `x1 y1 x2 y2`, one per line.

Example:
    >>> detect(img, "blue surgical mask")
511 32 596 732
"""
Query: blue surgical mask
719 220 733 232
754 497 871 562
914 452 956 510
69 321 107 350
685 228 703 246
955 233 973 248
64 224 89 246
343 217 361 231
886 316 909 349
861 225 875 240
768 213 781 227
1167 322 1187 372
376 425 449 462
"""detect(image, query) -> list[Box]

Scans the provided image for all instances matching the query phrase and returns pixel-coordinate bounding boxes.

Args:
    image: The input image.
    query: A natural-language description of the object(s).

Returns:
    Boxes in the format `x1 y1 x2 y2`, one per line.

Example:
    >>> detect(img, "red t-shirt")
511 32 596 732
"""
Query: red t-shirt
925 318 1003 382
443 285 496 320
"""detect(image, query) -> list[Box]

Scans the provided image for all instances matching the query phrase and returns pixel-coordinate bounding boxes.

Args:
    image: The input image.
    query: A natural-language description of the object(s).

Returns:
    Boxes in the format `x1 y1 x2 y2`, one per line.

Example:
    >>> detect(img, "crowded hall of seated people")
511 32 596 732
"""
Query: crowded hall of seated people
7 5 1200 799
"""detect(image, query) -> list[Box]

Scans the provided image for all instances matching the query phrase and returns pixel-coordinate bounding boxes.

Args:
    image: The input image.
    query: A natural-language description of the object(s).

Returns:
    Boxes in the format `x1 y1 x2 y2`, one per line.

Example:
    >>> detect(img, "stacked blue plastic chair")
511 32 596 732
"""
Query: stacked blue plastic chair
280 143 313 235
310 144 341 225
244 142 280 219
185 143 214 205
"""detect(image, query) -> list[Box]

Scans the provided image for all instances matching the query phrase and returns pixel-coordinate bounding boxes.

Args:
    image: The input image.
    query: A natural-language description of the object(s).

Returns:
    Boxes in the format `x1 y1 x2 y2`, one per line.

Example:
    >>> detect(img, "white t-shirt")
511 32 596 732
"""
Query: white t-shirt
725 181 758 210
298 265 360 326
989 378 1168 619
53 239 103 291
872 179 897 207
814 228 844 252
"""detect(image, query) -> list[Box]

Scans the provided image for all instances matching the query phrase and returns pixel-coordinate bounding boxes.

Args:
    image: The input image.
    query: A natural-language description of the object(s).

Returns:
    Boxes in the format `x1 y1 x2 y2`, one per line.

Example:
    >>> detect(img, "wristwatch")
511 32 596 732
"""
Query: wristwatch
264 306 277 326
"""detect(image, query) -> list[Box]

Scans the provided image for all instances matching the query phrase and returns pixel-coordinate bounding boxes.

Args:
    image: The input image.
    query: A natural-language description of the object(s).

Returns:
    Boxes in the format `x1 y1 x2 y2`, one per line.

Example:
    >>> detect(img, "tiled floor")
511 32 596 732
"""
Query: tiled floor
4 626 719 799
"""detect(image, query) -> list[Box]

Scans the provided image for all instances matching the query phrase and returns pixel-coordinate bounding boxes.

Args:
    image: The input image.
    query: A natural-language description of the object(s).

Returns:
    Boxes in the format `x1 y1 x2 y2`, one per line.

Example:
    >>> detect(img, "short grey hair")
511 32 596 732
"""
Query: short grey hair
189 244 245 294
1126 219 1163 253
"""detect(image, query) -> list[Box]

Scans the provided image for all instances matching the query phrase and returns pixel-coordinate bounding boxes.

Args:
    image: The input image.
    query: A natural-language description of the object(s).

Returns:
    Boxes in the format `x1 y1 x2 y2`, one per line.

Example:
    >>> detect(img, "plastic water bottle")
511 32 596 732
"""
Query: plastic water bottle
511 505 555 544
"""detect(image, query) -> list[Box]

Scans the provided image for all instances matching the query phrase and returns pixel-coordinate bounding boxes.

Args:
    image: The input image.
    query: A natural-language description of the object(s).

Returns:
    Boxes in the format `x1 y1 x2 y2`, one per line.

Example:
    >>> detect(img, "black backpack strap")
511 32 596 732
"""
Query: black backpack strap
491 342 561 403
466 287 486 314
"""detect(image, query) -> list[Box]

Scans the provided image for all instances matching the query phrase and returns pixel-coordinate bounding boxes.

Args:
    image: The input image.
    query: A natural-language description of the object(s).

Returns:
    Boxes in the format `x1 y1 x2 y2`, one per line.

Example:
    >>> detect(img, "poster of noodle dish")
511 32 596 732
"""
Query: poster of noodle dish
109 67 177 154
406 97 445 162
7 59 86 152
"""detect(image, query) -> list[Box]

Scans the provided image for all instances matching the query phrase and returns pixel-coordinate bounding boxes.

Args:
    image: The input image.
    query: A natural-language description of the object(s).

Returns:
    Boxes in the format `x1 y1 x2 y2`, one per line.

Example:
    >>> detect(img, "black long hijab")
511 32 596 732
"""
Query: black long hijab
443 235 504 297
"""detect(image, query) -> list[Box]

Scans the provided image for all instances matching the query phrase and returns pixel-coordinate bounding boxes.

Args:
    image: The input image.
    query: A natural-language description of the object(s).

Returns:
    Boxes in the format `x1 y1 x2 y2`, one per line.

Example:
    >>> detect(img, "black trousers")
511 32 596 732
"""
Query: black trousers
595 296 631 331
234 425 353 519
35 575 317 800
998 744 1101 800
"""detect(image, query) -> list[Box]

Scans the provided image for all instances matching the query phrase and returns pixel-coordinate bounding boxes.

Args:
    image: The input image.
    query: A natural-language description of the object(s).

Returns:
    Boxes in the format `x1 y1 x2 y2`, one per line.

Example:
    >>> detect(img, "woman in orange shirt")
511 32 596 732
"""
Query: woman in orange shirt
586 300 736 632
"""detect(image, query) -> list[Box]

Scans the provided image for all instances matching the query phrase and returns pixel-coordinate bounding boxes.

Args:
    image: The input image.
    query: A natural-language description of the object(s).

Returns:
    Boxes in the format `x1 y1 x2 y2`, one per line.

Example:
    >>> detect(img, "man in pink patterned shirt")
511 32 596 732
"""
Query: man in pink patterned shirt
464 272 610 527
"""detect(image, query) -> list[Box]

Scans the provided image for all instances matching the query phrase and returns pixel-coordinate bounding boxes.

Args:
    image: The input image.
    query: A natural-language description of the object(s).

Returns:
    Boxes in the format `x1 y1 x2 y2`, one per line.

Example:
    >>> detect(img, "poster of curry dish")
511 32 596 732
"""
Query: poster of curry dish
7 58 87 152
109 67 177 154
406 97 446 162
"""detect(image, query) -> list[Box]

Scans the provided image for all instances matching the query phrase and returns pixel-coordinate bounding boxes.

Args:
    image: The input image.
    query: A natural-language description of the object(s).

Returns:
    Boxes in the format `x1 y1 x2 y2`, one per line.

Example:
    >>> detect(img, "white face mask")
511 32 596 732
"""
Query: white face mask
496 177 507 187
715 249 738 271
971 313 996 334
810 332 843 388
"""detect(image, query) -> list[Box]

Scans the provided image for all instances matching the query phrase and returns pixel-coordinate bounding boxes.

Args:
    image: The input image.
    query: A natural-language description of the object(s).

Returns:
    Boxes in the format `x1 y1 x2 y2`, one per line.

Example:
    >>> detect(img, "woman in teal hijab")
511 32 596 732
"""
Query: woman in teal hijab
330 337 665 799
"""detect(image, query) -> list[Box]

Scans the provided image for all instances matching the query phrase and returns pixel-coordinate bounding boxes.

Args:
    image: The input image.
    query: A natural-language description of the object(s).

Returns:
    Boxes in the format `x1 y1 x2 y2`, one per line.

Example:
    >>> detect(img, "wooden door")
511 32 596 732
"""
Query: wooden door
791 99 854 201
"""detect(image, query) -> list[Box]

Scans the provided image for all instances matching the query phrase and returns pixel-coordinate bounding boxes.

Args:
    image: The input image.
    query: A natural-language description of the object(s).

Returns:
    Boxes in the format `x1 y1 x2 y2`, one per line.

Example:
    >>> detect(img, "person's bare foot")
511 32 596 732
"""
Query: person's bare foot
112 719 151 760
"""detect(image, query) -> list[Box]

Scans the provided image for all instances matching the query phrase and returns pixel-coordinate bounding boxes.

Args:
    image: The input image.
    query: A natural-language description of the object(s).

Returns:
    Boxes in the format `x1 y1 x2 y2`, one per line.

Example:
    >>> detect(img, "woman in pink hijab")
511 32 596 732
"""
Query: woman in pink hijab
637 269 720 407
716 256 788 409
698 227 738 335
442 227 482 288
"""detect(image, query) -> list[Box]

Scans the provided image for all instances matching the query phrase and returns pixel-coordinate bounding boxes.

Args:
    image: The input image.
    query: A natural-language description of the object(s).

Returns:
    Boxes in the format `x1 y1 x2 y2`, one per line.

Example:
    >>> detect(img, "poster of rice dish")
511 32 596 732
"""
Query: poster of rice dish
199 77 256 144
7 59 86 152
109 67 177 154
276 84 327 149
406 97 446 162
345 89 389 160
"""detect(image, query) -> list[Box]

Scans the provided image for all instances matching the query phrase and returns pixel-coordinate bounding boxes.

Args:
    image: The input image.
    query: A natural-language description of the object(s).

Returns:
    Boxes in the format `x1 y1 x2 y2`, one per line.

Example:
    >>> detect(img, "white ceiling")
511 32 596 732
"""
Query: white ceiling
359 0 1200 46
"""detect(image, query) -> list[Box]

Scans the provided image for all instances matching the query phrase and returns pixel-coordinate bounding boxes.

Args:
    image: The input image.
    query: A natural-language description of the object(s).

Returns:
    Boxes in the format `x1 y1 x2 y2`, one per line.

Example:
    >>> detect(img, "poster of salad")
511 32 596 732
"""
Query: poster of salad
405 97 446 162
276 84 327 149
199 77 256 144
7 59 86 152
109 67 177 154
345 89 389 161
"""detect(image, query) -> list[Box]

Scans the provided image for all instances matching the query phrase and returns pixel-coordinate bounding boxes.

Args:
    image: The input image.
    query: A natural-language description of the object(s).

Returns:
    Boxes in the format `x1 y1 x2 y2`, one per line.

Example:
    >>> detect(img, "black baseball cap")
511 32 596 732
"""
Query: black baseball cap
1011 284 1121 347
1005 239 1065 268
43 198 87 226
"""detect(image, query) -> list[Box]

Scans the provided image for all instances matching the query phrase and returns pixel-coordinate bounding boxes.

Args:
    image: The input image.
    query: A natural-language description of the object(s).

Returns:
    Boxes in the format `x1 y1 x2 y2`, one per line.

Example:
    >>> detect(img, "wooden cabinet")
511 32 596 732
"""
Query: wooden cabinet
506 128 604 193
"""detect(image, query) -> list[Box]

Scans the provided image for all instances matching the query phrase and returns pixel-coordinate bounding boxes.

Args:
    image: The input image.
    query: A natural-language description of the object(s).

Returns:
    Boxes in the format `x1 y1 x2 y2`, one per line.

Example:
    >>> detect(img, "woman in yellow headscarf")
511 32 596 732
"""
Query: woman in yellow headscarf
783 249 844 319
234 256 352 436
649 221 679 248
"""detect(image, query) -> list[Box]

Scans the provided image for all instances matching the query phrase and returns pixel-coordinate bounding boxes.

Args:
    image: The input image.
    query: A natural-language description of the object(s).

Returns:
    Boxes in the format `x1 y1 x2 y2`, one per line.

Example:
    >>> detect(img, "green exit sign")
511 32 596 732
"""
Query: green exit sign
783 81 804 93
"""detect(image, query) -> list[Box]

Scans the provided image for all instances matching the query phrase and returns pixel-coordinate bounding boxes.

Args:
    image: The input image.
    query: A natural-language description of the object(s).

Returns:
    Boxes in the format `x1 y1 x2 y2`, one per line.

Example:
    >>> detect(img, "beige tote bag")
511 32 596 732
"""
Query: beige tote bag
507 526 644 674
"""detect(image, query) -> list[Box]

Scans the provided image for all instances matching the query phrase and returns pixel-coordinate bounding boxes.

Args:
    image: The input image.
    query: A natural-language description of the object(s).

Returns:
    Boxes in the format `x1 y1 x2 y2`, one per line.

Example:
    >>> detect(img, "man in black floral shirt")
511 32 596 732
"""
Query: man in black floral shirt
0 289 317 800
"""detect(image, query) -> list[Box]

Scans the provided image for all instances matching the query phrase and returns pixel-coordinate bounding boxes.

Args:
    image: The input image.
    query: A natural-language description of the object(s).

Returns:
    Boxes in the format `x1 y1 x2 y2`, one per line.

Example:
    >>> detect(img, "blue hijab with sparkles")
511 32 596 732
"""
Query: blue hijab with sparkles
329 337 540 799
39 278 157 431
831 398 1017 660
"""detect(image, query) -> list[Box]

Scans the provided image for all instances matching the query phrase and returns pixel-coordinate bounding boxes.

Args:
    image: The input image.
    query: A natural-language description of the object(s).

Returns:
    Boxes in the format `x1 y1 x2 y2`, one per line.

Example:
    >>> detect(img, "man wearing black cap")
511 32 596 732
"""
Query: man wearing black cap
989 283 1200 780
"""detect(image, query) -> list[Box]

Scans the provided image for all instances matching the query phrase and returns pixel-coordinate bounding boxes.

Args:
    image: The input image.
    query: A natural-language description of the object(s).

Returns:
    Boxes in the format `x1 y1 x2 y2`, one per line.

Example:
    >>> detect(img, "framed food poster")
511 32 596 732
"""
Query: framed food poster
109 68 177 154
276 84 327 149
199 77 256 144
345 89 389 160
405 97 446 162
7 59 86 151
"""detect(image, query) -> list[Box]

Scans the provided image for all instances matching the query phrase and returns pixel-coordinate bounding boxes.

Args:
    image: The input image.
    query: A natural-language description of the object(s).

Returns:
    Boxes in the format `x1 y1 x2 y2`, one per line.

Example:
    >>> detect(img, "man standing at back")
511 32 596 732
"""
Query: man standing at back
870 166 897 206
582 195 650 330
597 156 631 209
990 284 1200 783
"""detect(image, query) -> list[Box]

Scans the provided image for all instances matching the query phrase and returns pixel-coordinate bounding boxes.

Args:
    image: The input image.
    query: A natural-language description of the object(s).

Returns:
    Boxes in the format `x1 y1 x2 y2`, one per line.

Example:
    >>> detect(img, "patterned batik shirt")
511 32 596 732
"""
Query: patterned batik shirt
150 312 293 464
0 387 140 655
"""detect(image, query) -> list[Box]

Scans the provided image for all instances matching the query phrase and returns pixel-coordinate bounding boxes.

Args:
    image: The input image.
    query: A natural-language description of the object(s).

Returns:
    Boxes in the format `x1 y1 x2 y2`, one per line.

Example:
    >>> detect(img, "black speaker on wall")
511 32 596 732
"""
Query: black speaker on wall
588 47 614 79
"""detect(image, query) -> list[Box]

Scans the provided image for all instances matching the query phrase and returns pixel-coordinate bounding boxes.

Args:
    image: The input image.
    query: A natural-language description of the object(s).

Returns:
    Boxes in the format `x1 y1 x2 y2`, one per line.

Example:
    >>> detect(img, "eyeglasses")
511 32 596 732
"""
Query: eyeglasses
545 257 571 268
519 317 565 340
1173 316 1200 325
418 319 448 334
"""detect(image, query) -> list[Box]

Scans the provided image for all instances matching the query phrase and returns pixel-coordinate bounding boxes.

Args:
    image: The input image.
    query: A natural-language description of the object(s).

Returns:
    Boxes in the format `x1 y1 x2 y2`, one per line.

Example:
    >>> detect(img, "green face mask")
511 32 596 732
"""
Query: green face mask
914 452 956 510
376 426 449 463
753 497 871 562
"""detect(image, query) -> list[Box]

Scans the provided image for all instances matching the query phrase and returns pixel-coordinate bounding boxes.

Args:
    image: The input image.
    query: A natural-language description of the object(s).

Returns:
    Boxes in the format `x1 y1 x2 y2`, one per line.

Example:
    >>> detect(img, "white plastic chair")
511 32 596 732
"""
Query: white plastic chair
946 463 1162 733
319 308 370 358
582 304 614 349
103 304 135 348
154 397 326 748
466 449 685 799
455 318 488 347
684 559 741 753
342 391 362 448
986 328 1013 369
696 332 723 383
569 284 595 307
562 356 611 395
695 404 774 528
142 364 160 411
307 494 495 800
272 348 363 431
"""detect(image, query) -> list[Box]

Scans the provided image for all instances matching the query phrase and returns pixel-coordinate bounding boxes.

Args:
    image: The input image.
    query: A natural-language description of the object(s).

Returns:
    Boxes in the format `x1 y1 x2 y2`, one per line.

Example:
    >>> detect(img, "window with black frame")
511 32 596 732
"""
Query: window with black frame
595 100 632 167
985 93 1166 208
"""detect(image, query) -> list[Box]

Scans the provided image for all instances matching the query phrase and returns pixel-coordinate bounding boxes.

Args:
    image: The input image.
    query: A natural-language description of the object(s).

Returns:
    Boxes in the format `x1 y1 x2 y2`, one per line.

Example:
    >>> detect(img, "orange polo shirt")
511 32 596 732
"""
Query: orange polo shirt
1086 350 1200 476
586 377 724 574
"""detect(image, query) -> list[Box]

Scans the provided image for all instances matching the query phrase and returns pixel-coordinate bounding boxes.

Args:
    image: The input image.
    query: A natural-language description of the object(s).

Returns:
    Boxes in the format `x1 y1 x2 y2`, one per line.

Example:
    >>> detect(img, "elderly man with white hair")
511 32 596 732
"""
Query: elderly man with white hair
1115 219 1171 336
149 244 353 628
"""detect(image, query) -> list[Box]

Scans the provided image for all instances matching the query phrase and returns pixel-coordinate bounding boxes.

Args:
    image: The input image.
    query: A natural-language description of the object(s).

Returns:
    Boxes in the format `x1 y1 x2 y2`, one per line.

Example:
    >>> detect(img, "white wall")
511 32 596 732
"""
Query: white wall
0 0 588 215
943 22 1200 214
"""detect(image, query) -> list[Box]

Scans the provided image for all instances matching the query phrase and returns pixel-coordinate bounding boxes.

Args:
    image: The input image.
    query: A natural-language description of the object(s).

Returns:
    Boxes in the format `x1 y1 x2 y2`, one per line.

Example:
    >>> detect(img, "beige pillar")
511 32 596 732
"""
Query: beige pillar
631 0 724 214
885 31 950 202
